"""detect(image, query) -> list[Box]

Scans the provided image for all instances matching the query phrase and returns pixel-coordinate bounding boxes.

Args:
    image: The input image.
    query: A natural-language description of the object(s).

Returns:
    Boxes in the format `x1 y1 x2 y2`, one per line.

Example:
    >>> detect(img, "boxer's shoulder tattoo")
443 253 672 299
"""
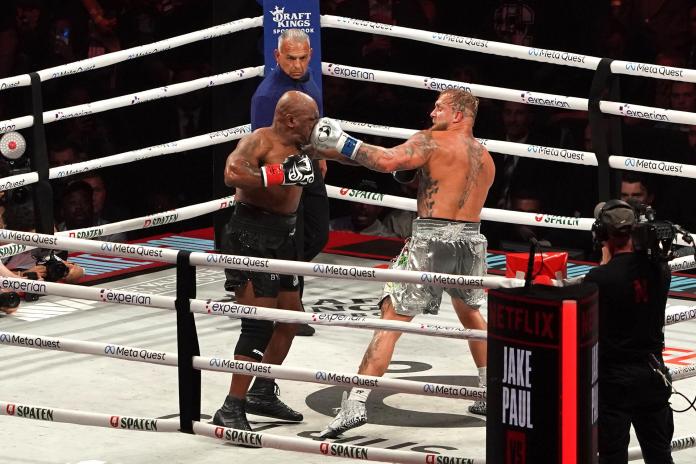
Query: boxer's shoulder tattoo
457 138 484 208
418 166 439 216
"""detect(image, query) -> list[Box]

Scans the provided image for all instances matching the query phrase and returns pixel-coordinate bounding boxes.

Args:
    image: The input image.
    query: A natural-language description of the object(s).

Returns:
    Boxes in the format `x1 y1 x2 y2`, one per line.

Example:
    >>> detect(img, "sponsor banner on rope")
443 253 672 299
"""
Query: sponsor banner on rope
533 213 581 227
0 78 23 90
103 344 167 362
208 125 251 141
419 274 484 287
0 278 47 294
623 157 684 175
53 107 93 121
618 103 669 122
320 442 370 460
335 17 394 32
4 404 55 421
0 230 58 247
337 187 385 202
69 228 104 239
671 363 696 381
430 33 489 49
665 307 696 325
671 257 696 272
143 212 178 228
527 48 587 65
127 44 173 60
99 242 166 259
57 165 91 178
420 323 471 335
109 415 159 431
527 145 587 162
0 332 61 349
0 243 28 258
49 63 97 80
425 454 476 464
99 288 153 306
671 436 696 451
313 371 379 388
520 91 570 108
129 86 170 106
422 383 486 400
207 358 273 375
204 253 270 268
325 63 375 82
204 300 258 316
312 263 377 279
311 313 367 323
422 78 471 93
220 428 263 447
624 62 684 78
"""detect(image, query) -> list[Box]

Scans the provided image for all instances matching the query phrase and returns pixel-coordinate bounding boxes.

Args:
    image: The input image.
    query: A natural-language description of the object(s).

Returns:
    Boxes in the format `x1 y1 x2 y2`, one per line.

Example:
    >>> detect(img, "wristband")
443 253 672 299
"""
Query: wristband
261 164 284 186
340 136 361 159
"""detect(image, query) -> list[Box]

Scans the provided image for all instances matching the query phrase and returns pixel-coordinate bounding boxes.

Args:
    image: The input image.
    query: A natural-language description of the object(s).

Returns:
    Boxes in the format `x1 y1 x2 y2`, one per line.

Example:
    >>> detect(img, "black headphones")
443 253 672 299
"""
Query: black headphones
591 199 634 243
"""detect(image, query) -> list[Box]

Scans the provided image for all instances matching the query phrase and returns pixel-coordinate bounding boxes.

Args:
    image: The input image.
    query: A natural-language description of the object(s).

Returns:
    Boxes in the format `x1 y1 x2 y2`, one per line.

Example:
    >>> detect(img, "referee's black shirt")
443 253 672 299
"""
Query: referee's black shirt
584 252 671 366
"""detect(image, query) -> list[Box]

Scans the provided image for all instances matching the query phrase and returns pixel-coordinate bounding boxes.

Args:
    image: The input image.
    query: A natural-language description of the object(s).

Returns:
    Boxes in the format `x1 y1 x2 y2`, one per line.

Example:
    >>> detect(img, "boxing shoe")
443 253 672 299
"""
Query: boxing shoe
319 392 367 438
295 323 315 336
468 400 487 416
213 395 252 431
246 378 303 422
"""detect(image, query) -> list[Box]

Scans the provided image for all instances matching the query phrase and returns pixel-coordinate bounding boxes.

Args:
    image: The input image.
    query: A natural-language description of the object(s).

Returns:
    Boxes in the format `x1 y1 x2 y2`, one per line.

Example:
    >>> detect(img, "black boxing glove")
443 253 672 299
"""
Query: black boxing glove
261 153 315 187
393 170 418 184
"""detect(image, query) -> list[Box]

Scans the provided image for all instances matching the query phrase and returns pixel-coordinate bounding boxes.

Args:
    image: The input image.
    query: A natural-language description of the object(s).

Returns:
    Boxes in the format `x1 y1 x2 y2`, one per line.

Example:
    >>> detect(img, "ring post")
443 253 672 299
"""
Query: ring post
175 250 200 433
28 72 54 235
486 284 598 464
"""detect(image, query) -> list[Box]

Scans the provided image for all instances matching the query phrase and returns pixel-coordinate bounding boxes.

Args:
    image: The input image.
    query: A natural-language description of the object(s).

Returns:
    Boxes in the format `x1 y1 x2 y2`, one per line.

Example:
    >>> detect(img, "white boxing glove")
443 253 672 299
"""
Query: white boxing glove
310 117 363 159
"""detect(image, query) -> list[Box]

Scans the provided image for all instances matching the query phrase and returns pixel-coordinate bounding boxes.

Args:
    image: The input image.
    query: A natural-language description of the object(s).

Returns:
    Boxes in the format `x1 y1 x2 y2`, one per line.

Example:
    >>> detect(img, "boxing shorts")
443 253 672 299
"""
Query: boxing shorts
381 218 487 316
221 202 299 298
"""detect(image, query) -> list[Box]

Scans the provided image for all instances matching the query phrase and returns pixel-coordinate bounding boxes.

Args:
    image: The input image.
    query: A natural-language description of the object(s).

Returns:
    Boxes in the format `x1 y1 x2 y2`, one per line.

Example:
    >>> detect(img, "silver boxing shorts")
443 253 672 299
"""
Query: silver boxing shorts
381 218 487 316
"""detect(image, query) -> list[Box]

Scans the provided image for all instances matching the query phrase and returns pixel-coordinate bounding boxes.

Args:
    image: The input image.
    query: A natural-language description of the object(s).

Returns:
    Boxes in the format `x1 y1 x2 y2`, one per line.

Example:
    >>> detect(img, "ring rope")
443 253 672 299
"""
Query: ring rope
0 401 180 432
0 277 484 340
0 331 486 401
0 399 484 464
322 60 696 130
0 66 262 135
0 194 236 258
0 16 262 93
321 15 696 84
627 435 696 461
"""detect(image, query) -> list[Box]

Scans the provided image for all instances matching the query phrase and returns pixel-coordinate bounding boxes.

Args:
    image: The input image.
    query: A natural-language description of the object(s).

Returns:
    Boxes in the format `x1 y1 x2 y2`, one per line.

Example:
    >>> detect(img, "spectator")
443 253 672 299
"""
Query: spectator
620 172 655 206
383 174 418 239
330 180 394 237
57 180 126 243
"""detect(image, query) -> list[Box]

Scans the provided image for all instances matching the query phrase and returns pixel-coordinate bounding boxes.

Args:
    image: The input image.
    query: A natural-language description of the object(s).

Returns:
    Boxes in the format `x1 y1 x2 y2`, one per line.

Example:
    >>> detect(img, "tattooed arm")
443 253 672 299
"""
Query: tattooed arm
224 132 268 188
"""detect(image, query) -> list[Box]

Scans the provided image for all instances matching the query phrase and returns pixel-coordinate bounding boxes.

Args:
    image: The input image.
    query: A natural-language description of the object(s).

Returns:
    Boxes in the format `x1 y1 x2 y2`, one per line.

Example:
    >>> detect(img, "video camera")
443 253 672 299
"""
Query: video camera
630 202 693 262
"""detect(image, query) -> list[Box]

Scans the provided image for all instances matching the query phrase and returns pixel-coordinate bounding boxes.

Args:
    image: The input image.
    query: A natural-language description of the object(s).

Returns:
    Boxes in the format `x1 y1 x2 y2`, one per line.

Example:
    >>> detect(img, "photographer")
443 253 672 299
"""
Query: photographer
585 199 673 464
2 197 84 284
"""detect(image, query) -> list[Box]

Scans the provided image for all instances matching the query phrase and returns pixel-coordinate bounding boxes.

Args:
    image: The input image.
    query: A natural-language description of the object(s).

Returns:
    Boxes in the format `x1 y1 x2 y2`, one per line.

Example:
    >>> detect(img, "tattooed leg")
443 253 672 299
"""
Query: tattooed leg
356 297 414 376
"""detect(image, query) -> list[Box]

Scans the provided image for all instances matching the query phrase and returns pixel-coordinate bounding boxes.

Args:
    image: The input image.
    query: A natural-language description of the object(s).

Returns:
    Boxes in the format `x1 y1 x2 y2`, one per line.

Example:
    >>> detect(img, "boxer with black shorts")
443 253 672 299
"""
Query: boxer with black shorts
310 89 495 436
212 90 319 433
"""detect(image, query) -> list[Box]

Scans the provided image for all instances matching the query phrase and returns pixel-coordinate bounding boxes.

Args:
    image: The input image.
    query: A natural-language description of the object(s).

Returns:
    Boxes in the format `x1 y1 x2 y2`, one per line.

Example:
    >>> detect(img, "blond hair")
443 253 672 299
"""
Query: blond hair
440 89 479 120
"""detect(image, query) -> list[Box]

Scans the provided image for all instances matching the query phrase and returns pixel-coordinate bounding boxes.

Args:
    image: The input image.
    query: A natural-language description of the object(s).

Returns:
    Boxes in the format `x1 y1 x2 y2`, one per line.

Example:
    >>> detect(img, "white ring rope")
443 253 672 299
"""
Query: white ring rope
322 61 696 129
0 195 236 258
0 230 523 289
321 15 696 84
0 398 483 464
0 277 484 340
628 435 696 461
0 330 486 401
0 16 262 93
0 66 262 135
0 401 180 432
0 124 251 193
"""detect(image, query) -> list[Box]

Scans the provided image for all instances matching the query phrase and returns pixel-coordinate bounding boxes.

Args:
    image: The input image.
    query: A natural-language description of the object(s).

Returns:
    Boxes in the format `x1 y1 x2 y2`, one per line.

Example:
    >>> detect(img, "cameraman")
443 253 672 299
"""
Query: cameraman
2 198 84 284
585 200 673 464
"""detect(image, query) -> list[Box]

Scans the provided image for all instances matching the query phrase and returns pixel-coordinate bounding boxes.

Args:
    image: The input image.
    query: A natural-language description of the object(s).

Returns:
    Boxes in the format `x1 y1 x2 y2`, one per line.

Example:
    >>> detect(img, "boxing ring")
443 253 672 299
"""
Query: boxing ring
2 6 696 464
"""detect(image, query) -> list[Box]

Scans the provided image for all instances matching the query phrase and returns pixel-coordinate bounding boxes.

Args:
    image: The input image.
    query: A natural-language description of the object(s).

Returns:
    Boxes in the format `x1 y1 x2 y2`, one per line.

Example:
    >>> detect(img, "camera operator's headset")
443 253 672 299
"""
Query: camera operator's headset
591 199 634 244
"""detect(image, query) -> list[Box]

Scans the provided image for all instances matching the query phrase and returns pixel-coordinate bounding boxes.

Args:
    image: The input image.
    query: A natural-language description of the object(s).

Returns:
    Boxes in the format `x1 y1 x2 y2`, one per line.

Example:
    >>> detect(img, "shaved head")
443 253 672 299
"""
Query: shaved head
273 91 319 144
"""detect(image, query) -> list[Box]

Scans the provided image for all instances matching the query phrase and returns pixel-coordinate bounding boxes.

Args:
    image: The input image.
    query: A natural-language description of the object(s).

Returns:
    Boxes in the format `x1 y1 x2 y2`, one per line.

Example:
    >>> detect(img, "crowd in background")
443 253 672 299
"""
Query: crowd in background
1 0 696 259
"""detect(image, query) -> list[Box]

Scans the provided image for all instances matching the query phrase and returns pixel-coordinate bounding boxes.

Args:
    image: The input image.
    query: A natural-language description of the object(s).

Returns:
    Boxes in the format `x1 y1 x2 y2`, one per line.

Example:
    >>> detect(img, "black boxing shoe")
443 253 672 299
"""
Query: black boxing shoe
245 378 303 422
213 395 252 432
295 323 315 336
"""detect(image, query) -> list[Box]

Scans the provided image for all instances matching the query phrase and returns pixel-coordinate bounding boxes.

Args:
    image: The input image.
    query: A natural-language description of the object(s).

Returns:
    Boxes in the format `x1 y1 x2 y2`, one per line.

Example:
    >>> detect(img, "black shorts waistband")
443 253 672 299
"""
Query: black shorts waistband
233 202 296 232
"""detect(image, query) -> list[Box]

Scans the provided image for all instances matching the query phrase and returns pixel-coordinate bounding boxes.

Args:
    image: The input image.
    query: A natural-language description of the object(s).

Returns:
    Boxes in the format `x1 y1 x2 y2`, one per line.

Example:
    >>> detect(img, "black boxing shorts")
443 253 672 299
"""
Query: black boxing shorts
221 202 299 298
